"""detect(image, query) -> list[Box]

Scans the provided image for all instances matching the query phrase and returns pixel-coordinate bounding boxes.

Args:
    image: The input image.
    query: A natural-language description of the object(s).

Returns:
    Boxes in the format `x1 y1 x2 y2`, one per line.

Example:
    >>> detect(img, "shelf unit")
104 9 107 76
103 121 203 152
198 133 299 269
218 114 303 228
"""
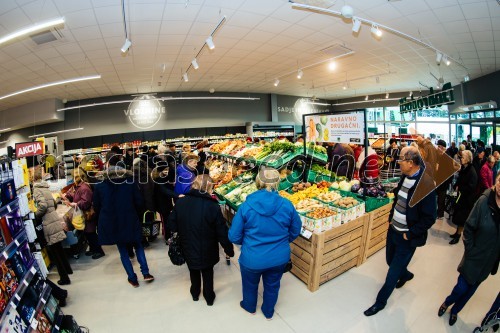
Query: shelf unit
245 122 295 139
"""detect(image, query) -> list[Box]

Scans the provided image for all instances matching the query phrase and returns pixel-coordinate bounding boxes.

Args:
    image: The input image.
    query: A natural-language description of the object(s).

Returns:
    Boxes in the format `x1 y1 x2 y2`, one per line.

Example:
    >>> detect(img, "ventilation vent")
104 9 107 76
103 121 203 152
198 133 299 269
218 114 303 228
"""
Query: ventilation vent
30 27 64 45
319 43 354 58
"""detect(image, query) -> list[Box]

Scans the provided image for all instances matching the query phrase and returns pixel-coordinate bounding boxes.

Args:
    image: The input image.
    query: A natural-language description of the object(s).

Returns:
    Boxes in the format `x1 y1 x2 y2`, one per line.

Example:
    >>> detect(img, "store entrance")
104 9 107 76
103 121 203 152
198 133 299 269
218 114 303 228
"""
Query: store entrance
470 122 494 146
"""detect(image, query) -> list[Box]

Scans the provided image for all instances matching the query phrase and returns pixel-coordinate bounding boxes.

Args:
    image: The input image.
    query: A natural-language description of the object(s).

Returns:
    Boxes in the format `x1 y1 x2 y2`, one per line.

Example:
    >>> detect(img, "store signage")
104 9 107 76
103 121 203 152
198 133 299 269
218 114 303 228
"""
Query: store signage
15 141 44 158
305 111 364 144
124 94 165 129
399 82 454 113
277 97 330 124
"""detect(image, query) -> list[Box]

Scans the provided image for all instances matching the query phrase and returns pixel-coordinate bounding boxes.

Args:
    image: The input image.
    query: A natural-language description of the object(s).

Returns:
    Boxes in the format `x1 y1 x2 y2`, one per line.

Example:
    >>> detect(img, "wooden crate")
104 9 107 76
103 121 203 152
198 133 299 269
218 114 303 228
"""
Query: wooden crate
290 203 393 292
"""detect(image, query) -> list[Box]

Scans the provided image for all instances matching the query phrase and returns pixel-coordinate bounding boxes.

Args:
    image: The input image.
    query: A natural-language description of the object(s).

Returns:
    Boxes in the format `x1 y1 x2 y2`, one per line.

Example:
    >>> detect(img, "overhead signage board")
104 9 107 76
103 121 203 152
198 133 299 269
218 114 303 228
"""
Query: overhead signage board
399 82 455 113
304 111 364 144
15 141 44 158
124 94 166 129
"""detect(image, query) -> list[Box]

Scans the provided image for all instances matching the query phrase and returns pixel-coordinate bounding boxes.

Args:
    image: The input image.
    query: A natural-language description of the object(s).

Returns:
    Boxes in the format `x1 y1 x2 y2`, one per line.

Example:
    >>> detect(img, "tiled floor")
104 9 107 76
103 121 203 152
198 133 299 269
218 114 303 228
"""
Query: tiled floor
52 217 499 333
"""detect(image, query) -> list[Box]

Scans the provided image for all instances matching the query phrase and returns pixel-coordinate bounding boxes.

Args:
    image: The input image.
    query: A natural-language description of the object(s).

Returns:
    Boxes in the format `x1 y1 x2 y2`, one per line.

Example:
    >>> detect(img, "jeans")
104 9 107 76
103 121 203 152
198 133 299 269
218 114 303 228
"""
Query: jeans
116 242 150 282
240 263 287 319
375 227 416 306
444 274 480 314
189 267 215 303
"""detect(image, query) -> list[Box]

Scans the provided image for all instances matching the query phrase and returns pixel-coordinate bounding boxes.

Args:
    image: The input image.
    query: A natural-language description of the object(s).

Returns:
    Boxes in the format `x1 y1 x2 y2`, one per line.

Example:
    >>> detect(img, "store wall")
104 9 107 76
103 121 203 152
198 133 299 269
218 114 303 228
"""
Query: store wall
275 94 331 134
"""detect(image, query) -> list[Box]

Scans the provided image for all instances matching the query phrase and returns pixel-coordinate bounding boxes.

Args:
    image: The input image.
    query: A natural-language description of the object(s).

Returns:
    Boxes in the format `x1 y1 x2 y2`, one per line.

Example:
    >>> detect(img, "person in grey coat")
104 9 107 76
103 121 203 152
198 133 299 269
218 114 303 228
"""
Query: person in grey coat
33 176 72 285
438 174 500 326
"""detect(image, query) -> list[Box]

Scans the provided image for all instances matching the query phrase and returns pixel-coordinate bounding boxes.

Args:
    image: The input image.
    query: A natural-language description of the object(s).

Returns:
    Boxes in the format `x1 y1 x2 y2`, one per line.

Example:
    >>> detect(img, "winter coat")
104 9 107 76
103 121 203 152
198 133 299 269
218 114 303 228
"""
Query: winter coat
388 167 437 247
93 167 144 245
229 189 302 270
65 181 96 233
453 164 478 227
327 143 354 178
33 182 66 246
357 146 379 178
168 190 234 270
174 164 196 195
479 162 493 193
472 155 486 178
133 160 156 214
458 189 500 285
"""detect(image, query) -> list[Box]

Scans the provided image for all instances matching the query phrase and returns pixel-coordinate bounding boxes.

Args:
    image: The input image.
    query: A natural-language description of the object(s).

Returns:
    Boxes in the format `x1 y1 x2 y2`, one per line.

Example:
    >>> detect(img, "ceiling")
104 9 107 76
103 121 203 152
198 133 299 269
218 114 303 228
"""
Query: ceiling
0 0 499 113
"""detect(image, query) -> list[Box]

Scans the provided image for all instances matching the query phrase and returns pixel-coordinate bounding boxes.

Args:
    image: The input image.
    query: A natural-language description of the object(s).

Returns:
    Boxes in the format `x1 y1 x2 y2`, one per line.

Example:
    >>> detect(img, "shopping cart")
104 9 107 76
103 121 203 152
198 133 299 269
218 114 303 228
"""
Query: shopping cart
444 191 458 221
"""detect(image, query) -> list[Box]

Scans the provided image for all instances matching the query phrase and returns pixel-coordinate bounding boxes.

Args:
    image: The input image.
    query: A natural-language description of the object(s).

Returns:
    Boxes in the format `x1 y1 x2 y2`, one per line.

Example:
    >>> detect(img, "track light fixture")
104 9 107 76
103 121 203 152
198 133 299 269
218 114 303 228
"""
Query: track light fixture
343 84 347 90
183 73 189 82
274 78 280 87
371 24 382 37
121 0 131 55
365 95 369 101
386 92 389 99
436 51 443 65
191 58 199 70
206 36 215 50
352 17 361 33
297 69 303 79
444 56 451 66
121 38 132 54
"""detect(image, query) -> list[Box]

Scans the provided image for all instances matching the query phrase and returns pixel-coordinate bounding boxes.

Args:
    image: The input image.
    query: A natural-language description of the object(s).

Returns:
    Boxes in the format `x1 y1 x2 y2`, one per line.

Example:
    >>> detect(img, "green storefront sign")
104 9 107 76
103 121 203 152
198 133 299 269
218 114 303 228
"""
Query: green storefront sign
399 82 454 113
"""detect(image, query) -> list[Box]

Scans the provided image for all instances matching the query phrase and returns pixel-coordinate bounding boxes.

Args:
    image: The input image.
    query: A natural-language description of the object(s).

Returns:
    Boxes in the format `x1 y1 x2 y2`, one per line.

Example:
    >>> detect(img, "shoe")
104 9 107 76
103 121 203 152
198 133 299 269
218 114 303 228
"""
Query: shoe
364 304 385 316
206 296 215 306
266 316 273 321
128 279 139 288
59 298 66 307
449 313 458 326
192 296 199 301
396 272 414 289
92 252 105 260
143 274 155 282
240 301 256 315
438 303 448 317
72 254 80 259
128 252 135 259
57 279 71 286
449 232 458 239
85 251 93 256
449 237 460 245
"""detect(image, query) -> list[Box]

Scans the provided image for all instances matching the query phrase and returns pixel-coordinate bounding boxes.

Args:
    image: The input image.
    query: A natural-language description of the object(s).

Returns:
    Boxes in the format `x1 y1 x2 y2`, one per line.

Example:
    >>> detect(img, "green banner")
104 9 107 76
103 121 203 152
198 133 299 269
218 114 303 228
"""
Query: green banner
399 83 454 113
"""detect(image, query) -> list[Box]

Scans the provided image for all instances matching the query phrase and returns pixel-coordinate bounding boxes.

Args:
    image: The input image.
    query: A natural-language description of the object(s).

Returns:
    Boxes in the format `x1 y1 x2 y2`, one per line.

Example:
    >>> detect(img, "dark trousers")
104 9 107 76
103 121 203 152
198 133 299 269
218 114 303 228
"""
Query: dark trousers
375 227 416 306
85 232 104 254
437 187 447 218
444 274 480 314
189 267 215 303
47 241 72 281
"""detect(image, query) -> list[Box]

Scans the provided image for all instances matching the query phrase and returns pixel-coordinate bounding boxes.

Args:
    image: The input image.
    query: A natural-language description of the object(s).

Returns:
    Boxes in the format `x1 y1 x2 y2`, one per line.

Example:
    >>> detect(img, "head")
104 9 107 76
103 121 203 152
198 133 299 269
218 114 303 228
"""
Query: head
182 144 191 153
255 167 280 192
436 140 447 155
460 150 473 166
467 135 472 140
106 151 122 167
76 154 84 163
389 138 397 147
196 140 209 151
110 145 122 154
168 143 176 152
73 169 85 184
459 144 465 152
183 154 199 169
476 147 485 159
397 146 422 176
487 155 496 169
493 151 500 161
451 142 456 148
191 174 214 193
495 173 500 197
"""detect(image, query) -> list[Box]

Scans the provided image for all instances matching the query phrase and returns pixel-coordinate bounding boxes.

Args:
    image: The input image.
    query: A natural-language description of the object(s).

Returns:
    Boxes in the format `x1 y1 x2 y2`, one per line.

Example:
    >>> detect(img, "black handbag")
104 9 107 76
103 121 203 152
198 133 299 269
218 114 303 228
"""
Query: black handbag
168 233 185 266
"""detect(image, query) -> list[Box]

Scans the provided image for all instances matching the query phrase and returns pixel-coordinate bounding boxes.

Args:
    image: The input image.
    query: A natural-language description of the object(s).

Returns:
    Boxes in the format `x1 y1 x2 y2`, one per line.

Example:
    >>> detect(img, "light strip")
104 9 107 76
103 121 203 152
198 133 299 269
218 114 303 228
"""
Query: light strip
332 97 400 106
307 102 330 106
57 96 260 112
0 128 11 132
29 127 84 138
0 141 8 144
0 17 65 46
0 75 101 101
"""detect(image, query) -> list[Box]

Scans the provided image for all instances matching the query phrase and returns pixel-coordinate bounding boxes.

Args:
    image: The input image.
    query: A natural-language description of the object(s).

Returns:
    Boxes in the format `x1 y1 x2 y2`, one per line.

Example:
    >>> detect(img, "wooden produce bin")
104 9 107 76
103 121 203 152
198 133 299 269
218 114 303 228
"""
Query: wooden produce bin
363 204 392 261
291 214 369 292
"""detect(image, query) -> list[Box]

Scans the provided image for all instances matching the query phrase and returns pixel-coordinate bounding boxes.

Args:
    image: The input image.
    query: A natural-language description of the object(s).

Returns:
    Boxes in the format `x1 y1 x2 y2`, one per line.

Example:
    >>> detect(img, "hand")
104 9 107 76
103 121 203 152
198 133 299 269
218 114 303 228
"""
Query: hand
225 250 235 258
178 194 185 198
70 202 77 208
403 233 408 240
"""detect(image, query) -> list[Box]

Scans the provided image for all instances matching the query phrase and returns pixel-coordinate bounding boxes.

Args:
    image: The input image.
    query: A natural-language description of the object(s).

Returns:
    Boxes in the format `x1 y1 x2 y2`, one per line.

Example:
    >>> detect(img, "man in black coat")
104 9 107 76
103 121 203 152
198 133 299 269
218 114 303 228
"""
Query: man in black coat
364 146 437 317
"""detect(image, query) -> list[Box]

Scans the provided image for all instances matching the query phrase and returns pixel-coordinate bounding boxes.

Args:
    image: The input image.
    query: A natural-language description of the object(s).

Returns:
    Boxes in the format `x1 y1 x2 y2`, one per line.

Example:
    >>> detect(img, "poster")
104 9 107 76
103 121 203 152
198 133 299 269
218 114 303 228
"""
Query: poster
305 111 364 144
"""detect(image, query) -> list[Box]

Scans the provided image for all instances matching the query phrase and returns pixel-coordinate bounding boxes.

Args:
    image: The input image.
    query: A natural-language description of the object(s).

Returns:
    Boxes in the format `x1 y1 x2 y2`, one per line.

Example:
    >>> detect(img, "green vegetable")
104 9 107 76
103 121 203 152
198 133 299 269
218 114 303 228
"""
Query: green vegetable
320 116 328 125
316 123 322 133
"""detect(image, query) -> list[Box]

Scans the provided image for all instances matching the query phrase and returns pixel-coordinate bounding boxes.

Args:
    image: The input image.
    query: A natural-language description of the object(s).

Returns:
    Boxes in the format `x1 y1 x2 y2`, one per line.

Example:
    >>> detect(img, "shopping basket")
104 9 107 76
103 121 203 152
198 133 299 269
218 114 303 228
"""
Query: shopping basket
142 210 161 240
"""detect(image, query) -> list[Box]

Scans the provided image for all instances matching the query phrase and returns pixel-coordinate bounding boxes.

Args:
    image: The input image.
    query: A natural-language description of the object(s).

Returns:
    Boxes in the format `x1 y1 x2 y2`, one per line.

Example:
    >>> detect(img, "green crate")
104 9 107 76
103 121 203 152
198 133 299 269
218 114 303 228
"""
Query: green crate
341 191 390 212
278 169 303 191
307 170 334 183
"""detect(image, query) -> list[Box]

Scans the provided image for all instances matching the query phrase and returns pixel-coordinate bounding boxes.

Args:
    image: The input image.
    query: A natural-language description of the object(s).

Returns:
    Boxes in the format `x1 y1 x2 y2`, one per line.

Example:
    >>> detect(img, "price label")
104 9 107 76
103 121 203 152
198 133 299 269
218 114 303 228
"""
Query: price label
31 319 39 329
7 205 12 212
14 239 20 246
300 228 312 239
14 294 21 301
23 279 29 286
2 252 7 259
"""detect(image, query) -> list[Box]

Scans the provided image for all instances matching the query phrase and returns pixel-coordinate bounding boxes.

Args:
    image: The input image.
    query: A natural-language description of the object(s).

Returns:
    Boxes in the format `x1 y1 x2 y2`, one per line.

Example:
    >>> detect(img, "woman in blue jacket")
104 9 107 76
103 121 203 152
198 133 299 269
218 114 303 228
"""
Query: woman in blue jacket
229 167 302 320
174 154 198 195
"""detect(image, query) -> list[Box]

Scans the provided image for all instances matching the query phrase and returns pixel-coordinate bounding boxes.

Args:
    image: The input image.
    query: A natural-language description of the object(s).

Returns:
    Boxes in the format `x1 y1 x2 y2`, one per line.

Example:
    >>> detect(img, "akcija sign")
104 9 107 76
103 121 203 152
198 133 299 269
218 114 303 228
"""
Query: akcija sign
124 94 166 129
399 82 455 113
16 141 44 158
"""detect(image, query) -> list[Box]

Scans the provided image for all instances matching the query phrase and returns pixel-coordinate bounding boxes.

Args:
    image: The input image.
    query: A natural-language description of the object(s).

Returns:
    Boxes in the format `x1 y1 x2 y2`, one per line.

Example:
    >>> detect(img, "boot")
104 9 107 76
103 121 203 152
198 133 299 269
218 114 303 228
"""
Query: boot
449 234 460 245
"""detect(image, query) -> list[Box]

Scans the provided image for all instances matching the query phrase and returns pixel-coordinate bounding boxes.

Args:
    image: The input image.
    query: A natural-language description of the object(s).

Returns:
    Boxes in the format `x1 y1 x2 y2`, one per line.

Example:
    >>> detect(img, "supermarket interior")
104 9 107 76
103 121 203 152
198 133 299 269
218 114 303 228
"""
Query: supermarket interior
0 0 499 332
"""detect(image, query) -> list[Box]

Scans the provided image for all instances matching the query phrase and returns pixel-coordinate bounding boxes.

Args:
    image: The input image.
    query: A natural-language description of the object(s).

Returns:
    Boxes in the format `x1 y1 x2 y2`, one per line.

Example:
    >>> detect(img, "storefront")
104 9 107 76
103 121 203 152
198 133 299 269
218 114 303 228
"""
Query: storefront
449 110 500 147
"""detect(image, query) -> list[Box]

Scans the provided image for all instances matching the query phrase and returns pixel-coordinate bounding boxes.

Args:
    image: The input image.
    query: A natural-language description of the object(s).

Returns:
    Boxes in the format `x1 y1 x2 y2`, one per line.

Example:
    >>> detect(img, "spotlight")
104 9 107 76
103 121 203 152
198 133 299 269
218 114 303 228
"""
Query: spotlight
371 25 382 37
183 73 189 82
436 51 443 65
445 57 451 66
464 75 470 82
328 61 336 71
385 92 389 99
297 69 303 79
121 38 132 53
365 95 369 101
341 5 354 19
352 17 361 33
343 84 347 90
274 78 280 87
191 58 199 70
206 36 215 50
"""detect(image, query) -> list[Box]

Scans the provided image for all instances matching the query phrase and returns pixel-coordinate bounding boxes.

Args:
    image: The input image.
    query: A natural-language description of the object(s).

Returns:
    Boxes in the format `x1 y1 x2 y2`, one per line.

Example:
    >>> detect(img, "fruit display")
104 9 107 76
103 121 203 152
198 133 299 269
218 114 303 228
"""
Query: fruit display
225 182 258 206
279 184 329 205
315 191 342 203
306 207 336 219
316 180 331 189
291 182 311 192
332 196 365 222
301 207 340 232
294 199 323 213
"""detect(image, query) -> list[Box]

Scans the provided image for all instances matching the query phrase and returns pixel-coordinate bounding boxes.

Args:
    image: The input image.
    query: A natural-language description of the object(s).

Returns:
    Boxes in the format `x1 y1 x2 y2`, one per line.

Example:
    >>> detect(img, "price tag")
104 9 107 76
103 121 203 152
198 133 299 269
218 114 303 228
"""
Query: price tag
14 294 21 301
41 298 47 304
7 205 11 212
2 251 7 259
14 239 20 246
23 279 29 286
31 319 39 329
300 228 312 239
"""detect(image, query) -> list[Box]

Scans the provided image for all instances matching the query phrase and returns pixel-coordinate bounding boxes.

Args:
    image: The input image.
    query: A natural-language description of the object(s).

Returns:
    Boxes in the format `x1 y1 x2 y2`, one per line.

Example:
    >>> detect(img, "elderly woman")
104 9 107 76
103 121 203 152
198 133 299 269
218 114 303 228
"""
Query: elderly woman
479 155 495 194
229 167 302 320
168 175 234 305
174 154 198 196
450 150 478 245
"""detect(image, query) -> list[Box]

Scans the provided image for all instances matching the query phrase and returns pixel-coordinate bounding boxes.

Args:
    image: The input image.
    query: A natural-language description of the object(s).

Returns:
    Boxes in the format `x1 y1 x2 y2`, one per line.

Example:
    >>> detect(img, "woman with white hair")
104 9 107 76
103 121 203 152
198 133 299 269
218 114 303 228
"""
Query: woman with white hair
229 167 302 320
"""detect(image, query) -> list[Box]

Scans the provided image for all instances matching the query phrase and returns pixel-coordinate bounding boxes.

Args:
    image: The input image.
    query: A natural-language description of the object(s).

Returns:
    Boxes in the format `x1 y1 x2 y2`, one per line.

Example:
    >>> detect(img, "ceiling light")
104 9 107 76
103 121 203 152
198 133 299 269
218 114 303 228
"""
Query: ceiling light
0 128 11 132
0 17 65 46
365 95 369 101
445 57 451 66
328 61 336 71
343 84 347 90
206 36 215 50
29 127 84 138
341 5 354 18
191 58 199 70
436 51 443 65
297 69 303 79
274 78 280 87
352 17 362 33
0 75 101 101
121 38 132 54
182 73 189 82
371 25 382 37
464 75 470 82
386 92 389 99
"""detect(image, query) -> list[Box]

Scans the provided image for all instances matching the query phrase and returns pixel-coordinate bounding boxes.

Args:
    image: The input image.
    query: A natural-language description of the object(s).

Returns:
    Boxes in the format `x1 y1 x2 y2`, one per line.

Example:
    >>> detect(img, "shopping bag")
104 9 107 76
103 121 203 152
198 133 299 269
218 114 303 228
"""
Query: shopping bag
62 230 79 247
71 207 85 231
168 233 185 266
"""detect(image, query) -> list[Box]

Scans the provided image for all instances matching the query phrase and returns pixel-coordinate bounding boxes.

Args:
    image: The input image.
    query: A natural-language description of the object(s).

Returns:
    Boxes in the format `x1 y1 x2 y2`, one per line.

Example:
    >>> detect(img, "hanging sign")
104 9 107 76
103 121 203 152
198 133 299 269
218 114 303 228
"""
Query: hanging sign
15 141 44 158
399 82 454 113
124 94 166 129
305 111 364 144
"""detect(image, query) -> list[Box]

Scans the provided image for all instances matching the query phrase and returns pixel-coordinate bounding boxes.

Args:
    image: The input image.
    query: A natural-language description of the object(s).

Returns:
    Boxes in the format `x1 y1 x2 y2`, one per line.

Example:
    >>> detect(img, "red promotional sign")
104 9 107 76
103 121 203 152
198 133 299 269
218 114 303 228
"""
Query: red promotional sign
15 141 44 158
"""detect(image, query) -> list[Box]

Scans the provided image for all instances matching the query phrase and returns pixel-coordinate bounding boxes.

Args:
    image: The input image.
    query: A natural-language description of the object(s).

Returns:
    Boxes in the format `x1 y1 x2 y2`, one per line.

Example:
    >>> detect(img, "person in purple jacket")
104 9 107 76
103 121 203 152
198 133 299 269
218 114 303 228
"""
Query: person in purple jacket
229 167 302 320
174 154 198 196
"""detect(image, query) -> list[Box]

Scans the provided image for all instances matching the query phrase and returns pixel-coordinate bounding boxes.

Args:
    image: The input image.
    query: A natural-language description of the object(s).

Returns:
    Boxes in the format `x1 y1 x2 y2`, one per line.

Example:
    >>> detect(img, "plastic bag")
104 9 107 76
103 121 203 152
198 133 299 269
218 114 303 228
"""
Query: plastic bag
71 206 85 231
168 233 185 266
